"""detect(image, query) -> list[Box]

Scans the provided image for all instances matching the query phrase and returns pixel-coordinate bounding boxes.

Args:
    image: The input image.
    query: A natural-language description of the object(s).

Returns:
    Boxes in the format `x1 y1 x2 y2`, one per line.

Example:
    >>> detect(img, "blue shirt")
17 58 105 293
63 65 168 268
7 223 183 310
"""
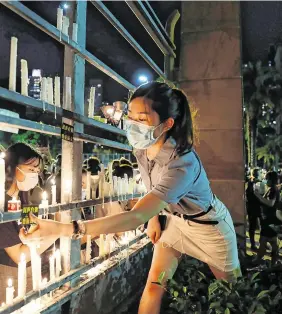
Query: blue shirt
134 137 214 215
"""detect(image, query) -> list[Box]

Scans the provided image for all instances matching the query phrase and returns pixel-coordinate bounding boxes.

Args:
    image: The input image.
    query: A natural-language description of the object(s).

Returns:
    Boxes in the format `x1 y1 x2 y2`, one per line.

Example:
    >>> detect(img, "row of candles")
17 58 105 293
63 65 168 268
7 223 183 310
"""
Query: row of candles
2 229 138 307
8 36 97 117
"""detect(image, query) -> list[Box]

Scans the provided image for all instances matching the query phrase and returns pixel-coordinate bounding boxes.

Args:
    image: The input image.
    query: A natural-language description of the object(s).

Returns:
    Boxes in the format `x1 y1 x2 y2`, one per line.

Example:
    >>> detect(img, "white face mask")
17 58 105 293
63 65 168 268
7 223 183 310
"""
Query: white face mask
16 167 39 191
124 119 164 150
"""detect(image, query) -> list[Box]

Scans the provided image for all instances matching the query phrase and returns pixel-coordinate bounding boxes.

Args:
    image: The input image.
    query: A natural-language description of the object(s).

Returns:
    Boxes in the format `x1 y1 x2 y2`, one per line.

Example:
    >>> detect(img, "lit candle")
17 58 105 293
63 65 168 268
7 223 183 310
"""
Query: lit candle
7 196 21 212
64 77 72 111
62 16 69 36
113 176 118 197
57 8 63 32
0 153 5 211
72 23 78 42
85 235 91 263
99 164 105 205
9 37 18 91
41 191 49 207
124 174 129 195
117 177 122 201
18 253 26 298
55 249 61 278
47 77 54 104
49 254 55 281
41 77 48 102
88 87 96 118
20 59 29 96
86 171 91 200
54 76 61 107
6 279 14 305
51 180 57 205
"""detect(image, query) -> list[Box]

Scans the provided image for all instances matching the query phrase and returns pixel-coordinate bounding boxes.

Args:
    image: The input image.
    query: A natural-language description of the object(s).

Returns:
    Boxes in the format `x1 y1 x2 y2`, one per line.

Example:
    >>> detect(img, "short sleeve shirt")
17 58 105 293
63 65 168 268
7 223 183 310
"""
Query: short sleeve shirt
134 138 214 215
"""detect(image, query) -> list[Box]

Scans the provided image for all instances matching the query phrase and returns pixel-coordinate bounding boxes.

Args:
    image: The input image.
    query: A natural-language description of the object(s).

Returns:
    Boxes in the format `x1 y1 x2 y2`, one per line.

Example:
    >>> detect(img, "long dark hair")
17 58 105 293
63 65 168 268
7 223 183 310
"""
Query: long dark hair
4 142 43 191
129 81 194 155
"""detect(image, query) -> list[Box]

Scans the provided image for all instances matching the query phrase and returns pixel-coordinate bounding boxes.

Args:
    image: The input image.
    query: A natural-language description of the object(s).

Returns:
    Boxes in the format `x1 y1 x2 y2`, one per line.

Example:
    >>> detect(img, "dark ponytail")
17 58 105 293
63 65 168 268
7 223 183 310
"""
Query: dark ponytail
129 82 194 155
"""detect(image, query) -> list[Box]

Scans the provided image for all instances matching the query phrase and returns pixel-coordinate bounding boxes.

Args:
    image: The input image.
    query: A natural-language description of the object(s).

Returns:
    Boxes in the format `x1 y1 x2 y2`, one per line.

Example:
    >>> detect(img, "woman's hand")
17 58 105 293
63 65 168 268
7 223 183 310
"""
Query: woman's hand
19 213 70 244
146 216 161 244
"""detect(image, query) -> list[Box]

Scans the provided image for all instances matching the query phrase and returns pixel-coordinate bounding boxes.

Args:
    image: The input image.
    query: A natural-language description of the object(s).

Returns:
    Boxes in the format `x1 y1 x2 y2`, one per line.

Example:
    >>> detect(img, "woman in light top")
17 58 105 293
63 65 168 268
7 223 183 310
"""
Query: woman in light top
21 82 241 314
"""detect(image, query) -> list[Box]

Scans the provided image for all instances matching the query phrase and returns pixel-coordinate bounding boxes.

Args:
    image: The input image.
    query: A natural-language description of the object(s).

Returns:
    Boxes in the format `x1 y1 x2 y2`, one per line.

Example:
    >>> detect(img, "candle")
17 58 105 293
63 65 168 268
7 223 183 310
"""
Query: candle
124 174 129 195
88 87 96 118
18 253 26 298
64 180 72 203
113 176 118 197
41 77 48 102
51 180 57 205
64 77 72 111
0 153 5 211
6 279 14 305
99 234 105 257
118 177 122 200
30 245 41 290
62 16 69 36
20 59 29 96
55 249 61 278
47 77 54 104
72 23 78 42
54 76 61 107
57 8 63 32
9 37 18 91
85 235 91 263
86 171 91 200
49 254 55 281
7 196 21 212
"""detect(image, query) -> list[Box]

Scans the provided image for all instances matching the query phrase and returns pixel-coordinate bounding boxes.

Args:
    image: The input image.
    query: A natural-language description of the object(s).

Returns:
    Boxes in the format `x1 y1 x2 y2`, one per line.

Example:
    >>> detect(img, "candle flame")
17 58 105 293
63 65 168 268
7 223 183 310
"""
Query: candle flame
12 197 17 201
0 152 5 159
7 279 12 287
1 302 5 307
55 249 60 258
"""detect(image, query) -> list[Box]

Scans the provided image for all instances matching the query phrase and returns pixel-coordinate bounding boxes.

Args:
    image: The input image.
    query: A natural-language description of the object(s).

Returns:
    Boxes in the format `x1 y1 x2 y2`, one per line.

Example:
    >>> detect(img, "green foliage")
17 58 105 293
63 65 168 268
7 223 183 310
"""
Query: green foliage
157 257 282 314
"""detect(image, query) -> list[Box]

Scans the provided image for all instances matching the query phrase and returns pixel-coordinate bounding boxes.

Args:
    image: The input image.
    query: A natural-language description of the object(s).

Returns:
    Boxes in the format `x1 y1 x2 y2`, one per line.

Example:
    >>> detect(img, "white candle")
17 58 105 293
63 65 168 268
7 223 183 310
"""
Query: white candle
55 249 61 278
0 153 5 211
49 254 55 281
57 8 63 31
85 235 91 263
86 171 91 200
54 76 61 107
72 23 78 42
41 77 48 102
6 279 14 305
9 37 18 92
118 177 122 200
18 253 26 298
47 77 54 104
64 180 72 203
88 87 96 118
62 16 69 36
99 234 105 257
64 77 72 111
20 59 29 96
51 180 57 205
30 244 41 290
124 174 129 195
113 176 118 197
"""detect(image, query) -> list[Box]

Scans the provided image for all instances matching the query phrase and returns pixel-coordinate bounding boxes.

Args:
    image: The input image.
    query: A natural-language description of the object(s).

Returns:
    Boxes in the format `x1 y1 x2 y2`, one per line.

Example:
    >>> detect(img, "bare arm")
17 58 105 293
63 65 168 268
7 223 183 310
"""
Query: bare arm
254 191 276 207
62 193 167 238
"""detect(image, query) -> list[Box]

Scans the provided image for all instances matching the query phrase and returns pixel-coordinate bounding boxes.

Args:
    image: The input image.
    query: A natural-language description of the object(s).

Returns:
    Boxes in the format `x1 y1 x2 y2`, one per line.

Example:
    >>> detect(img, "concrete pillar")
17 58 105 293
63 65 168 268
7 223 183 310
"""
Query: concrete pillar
179 2 245 238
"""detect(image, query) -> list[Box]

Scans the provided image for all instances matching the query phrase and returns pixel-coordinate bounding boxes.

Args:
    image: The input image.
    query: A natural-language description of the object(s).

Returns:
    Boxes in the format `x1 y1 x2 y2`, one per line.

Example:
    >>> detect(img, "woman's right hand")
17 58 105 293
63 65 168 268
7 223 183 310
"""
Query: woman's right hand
146 216 161 244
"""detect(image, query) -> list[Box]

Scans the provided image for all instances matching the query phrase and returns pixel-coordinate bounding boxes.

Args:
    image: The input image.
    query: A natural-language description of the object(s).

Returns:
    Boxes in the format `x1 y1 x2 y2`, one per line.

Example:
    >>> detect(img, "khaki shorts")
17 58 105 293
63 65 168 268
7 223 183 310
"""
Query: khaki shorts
160 196 240 275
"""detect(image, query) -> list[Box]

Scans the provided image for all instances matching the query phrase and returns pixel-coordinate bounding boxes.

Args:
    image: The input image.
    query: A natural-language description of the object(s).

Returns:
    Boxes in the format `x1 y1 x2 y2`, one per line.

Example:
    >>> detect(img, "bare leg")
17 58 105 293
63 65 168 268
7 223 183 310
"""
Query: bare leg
138 243 181 314
209 265 241 281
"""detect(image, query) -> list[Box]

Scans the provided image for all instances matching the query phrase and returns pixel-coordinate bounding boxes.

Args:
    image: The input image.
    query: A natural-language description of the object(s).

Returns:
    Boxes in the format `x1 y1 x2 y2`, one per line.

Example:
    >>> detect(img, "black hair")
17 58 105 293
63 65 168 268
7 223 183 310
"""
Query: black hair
4 143 43 190
132 163 139 169
112 159 120 171
129 81 194 155
251 168 260 179
266 171 278 186
119 157 132 167
113 165 133 179
82 168 87 175
85 157 101 175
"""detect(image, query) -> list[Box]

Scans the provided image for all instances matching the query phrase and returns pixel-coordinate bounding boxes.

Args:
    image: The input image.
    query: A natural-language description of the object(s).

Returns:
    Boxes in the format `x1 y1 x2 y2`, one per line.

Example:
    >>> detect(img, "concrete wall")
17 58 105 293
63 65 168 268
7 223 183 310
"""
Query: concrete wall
40 240 152 314
179 2 245 238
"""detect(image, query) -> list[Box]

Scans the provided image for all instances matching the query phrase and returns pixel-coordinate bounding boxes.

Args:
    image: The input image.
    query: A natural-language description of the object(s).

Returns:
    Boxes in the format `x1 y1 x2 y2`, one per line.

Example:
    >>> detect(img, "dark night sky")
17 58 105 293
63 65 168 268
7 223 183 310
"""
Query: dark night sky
1 1 282 103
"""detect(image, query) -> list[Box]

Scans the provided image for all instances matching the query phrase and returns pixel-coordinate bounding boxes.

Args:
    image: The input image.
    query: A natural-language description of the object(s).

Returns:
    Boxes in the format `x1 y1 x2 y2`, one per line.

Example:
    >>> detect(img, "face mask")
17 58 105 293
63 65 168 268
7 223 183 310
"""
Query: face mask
124 119 164 150
16 167 39 191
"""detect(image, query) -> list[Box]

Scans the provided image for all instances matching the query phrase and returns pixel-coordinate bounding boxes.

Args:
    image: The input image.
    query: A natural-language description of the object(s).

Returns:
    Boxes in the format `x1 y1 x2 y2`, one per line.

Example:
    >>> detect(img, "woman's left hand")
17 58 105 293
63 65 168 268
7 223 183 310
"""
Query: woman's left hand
19 213 67 244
